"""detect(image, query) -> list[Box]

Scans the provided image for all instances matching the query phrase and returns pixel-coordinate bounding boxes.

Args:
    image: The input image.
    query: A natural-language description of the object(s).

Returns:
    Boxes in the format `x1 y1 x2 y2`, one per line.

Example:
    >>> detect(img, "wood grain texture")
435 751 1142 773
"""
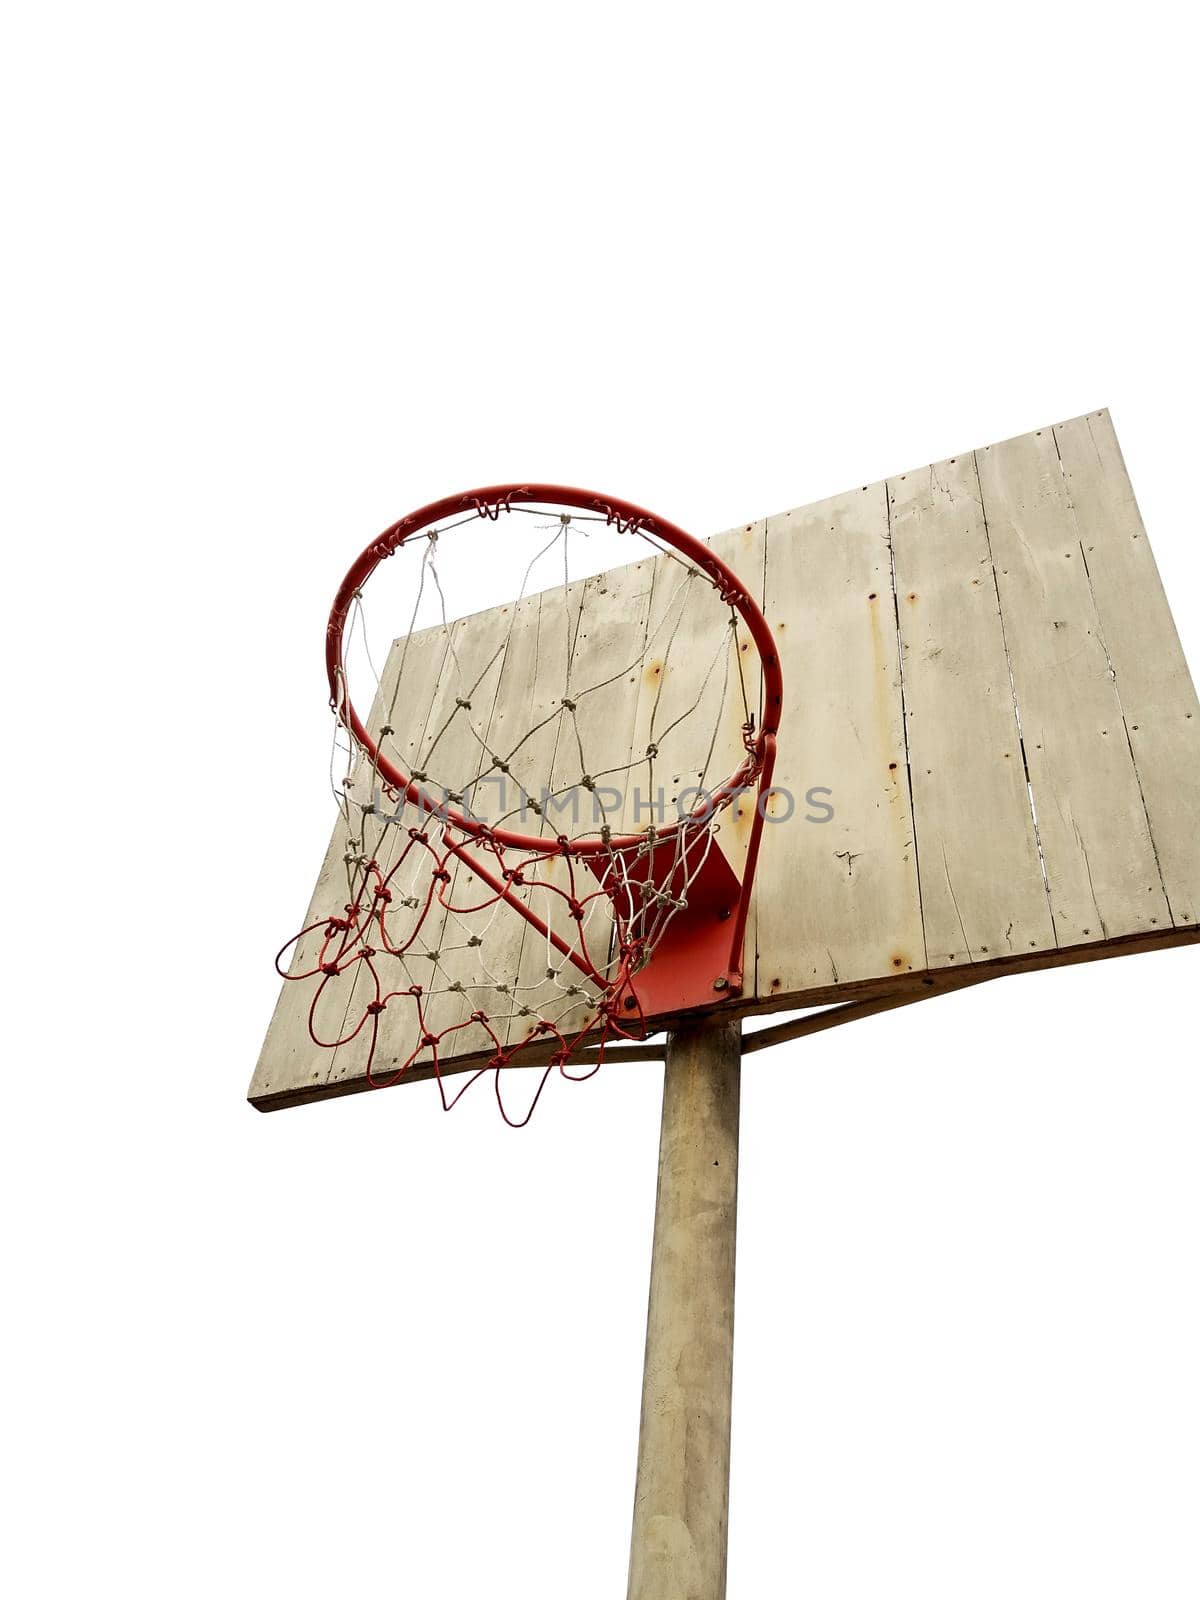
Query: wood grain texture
1051 411 1200 924
627 521 766 967
888 455 1056 968
755 484 925 995
251 413 1200 1108
326 600 520 1090
976 427 1170 946
503 560 657 1047
249 623 451 1103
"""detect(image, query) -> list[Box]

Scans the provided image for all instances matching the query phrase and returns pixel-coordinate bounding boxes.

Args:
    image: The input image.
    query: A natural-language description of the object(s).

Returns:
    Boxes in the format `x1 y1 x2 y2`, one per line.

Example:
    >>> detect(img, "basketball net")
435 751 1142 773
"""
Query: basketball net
276 486 781 1123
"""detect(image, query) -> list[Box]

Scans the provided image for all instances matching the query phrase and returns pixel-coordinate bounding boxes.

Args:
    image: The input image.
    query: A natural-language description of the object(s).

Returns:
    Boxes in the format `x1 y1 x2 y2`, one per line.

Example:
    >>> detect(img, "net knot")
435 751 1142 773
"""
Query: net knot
380 724 394 738
455 697 472 710
560 696 577 712
320 962 340 977
433 869 451 884
645 742 658 759
467 934 483 948
421 1033 438 1047
373 886 392 903
366 1000 386 1016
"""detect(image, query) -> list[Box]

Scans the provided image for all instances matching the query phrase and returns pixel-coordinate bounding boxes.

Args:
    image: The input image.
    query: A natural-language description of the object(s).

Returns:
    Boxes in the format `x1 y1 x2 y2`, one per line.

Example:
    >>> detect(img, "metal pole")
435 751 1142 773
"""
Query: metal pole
627 1016 741 1600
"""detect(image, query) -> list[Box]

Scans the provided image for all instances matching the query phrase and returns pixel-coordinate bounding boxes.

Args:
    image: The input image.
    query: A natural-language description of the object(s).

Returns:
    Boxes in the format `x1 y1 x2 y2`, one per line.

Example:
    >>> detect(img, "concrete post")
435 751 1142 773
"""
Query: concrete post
627 1016 741 1600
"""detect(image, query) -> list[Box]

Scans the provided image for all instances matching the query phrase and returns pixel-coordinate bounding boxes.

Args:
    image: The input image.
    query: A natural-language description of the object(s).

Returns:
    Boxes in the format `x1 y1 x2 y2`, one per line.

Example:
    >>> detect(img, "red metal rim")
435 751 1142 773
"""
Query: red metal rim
326 484 784 855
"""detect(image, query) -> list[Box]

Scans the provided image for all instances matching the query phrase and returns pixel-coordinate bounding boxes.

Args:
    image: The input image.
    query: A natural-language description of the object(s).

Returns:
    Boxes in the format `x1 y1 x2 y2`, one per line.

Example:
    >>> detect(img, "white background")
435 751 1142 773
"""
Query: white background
4 4 1198 1596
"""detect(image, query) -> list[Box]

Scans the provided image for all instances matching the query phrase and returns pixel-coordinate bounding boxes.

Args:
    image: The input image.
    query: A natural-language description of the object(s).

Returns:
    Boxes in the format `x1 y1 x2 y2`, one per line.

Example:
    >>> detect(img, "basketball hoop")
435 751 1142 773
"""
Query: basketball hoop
276 484 782 1122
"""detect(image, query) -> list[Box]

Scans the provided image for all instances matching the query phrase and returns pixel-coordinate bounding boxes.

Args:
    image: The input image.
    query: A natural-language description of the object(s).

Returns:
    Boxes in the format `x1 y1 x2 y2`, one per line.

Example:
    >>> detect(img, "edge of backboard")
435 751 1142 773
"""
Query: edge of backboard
250 922 1198 1110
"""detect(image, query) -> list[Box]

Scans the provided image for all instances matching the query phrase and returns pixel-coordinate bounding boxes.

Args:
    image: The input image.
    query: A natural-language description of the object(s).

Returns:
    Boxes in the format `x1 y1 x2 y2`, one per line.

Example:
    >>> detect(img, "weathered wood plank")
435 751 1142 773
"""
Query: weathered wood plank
1052 410 1200 926
248 623 451 1103
503 559 656 1049
888 455 1056 967
419 591 551 1066
324 601 518 1090
755 484 925 995
625 521 766 994
628 526 764 839
976 428 1171 945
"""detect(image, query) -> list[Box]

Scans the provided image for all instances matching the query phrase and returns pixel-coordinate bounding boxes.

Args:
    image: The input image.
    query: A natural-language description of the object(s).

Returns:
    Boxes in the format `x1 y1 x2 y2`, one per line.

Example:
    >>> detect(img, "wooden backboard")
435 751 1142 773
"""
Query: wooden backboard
251 412 1200 1110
